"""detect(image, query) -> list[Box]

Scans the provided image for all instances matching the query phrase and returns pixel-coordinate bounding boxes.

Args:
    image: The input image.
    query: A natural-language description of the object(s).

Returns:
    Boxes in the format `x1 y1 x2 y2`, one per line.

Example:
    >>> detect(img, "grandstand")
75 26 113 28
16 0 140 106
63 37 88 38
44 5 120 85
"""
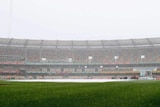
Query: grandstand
0 37 160 80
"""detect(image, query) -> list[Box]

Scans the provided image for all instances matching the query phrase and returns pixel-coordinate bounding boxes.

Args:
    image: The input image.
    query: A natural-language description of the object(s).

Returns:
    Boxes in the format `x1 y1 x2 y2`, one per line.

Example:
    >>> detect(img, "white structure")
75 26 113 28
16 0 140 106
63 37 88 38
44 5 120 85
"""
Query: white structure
140 55 145 62
114 56 119 63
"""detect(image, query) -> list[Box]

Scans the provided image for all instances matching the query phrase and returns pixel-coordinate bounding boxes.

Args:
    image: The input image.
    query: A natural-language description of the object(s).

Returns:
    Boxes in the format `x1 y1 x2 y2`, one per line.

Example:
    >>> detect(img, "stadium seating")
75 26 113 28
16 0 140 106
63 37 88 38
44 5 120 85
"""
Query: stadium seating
1 45 160 64
1 38 160 79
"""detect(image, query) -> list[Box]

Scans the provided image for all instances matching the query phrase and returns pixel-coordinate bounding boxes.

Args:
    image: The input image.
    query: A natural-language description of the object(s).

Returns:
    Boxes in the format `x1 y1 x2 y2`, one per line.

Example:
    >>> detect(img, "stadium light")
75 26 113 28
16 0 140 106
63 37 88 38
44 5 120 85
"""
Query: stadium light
84 66 87 69
114 56 119 64
100 66 103 69
88 56 93 60
42 58 46 61
141 55 145 62
116 66 119 69
88 56 93 63
67 58 72 63
141 55 145 59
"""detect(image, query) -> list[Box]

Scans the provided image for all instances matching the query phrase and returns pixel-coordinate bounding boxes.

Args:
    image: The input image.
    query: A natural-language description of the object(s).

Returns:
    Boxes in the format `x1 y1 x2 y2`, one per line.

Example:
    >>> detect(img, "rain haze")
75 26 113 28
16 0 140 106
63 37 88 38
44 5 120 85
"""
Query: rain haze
0 0 160 40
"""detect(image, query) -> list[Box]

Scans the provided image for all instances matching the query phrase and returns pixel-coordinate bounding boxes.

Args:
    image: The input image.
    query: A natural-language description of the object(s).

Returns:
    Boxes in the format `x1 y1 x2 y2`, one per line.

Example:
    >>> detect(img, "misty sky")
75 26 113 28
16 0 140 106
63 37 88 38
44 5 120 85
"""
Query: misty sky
0 0 160 40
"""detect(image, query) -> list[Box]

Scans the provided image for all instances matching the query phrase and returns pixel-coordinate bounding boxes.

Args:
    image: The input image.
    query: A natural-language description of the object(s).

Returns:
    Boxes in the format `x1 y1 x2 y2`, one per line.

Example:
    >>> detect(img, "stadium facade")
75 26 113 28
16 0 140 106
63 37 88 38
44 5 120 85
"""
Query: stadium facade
0 37 160 80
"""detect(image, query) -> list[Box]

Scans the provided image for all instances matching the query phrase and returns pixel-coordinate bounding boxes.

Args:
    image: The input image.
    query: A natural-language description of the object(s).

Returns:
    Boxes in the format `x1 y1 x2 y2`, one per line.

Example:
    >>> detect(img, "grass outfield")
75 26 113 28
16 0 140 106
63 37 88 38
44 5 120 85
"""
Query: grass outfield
0 80 160 107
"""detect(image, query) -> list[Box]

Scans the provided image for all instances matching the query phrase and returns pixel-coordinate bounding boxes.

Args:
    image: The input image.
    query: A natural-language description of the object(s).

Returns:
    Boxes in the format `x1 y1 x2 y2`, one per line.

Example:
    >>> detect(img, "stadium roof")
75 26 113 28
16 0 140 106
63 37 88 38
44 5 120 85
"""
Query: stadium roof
0 37 160 49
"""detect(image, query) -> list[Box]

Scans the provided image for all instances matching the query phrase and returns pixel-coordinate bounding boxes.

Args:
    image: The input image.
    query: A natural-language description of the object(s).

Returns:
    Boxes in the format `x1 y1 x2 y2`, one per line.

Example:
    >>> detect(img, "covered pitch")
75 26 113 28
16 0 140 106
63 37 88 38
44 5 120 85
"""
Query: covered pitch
9 79 131 83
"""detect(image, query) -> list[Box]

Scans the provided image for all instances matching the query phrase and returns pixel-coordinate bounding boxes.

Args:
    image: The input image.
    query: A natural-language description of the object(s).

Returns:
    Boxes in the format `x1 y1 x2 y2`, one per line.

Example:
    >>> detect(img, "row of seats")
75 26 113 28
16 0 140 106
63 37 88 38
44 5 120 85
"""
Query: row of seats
0 68 20 74
0 47 160 64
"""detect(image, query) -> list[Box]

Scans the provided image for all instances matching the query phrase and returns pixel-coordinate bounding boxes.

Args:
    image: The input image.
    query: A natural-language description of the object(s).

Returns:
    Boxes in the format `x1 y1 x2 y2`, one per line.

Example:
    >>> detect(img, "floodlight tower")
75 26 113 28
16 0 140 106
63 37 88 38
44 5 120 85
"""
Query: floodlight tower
8 0 13 38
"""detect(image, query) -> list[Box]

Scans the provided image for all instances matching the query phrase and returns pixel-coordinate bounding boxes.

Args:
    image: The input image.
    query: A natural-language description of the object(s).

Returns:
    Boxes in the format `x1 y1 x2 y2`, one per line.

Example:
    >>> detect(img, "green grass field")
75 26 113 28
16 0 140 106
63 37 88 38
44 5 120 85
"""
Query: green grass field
0 80 160 107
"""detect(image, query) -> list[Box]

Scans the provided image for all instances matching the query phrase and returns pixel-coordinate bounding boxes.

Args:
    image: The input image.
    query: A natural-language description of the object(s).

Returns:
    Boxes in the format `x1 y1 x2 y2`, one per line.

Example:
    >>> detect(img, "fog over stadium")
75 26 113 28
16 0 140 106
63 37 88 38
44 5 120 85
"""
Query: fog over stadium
0 0 160 40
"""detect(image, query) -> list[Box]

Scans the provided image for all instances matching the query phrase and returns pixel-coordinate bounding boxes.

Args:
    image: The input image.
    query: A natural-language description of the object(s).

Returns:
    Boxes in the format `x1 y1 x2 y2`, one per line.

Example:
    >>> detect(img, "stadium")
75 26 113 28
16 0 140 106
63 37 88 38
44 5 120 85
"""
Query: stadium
1 1 160 106
0 37 160 80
